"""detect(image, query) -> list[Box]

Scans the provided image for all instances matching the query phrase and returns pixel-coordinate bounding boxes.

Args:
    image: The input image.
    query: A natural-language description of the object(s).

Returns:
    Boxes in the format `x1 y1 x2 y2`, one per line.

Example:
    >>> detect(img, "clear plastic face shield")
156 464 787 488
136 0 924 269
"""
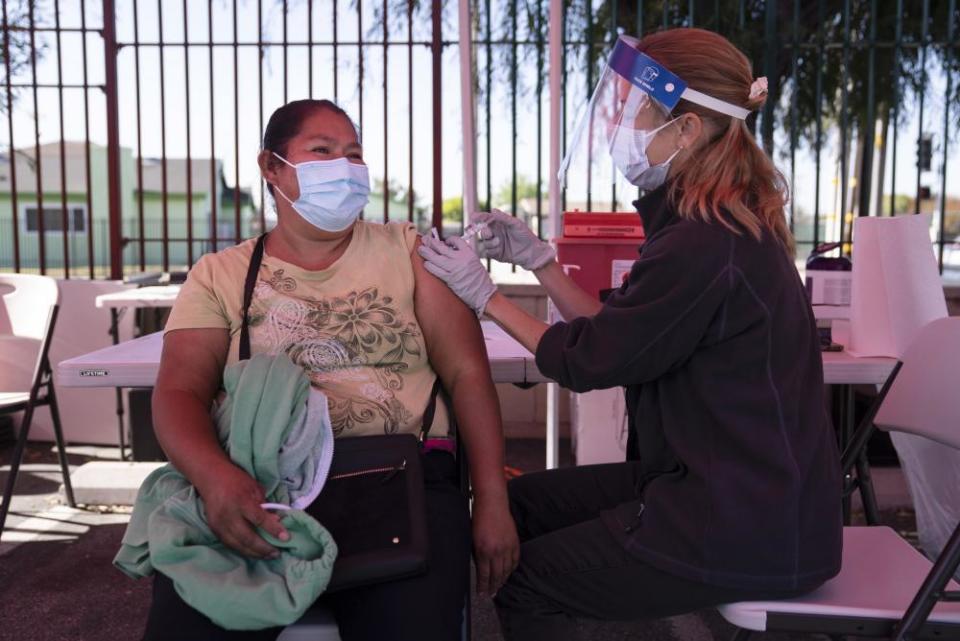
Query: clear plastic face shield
559 36 750 207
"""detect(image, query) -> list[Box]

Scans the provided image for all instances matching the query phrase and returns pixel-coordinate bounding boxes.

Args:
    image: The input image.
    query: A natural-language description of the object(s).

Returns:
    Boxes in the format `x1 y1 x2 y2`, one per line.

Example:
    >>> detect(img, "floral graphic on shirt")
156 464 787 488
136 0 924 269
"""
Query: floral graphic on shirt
267 268 297 294
247 269 423 436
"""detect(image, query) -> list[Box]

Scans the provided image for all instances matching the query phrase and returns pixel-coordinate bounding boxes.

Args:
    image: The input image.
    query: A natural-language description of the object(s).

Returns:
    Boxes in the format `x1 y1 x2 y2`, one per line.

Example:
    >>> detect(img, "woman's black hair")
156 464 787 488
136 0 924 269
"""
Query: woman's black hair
261 99 359 196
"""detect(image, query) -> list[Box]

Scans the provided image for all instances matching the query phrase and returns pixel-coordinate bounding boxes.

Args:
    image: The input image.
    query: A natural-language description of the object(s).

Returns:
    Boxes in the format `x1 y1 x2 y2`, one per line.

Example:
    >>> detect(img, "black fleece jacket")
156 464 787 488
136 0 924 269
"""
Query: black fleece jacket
535 184 842 591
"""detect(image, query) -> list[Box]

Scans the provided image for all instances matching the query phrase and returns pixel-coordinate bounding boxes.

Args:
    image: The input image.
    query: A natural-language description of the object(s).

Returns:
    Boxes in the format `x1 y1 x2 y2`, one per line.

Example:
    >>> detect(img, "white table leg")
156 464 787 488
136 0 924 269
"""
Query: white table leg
546 382 559 469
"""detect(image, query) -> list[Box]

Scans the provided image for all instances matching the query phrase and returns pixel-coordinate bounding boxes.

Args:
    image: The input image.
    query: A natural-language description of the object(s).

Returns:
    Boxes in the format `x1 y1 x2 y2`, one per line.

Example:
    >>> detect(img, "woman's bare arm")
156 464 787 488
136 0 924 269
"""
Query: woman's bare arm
410 237 520 597
153 329 288 558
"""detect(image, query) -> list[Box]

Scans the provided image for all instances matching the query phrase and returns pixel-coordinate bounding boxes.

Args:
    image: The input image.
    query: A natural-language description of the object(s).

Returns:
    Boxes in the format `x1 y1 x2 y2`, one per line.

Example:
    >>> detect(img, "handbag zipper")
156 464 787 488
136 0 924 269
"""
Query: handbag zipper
328 459 407 483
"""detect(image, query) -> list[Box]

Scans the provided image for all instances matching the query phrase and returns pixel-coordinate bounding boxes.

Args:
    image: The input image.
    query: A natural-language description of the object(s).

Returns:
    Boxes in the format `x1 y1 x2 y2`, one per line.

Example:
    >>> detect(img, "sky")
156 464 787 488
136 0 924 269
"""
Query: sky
4 0 958 248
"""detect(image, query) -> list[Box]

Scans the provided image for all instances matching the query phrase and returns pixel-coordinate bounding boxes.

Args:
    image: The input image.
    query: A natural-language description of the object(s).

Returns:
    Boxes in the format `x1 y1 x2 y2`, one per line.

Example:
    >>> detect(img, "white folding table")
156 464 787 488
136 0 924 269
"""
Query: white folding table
57 321 898 474
93 285 182 459
56 321 541 388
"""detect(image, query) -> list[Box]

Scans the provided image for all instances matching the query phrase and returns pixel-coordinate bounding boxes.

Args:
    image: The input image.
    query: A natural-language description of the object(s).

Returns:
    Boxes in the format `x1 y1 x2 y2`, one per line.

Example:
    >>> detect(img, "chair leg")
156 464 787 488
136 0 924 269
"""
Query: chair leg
729 628 752 641
856 454 880 525
47 382 76 507
0 402 38 535
893 522 960 641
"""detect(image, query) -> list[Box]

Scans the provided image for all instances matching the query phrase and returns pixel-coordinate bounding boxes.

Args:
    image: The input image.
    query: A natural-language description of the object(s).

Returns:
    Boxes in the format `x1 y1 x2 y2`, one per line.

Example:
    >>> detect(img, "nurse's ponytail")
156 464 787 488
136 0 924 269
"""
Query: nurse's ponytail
637 29 795 257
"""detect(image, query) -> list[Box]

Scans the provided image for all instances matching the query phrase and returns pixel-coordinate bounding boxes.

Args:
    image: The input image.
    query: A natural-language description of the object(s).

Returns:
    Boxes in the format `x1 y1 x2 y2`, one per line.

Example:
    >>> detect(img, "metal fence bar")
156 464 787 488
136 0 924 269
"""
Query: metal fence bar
561 1 567 213
103 0 123 280
332 0 338 101
761 0 777 156
81 1 94 277
382 0 388 223
839 0 850 249
813 0 825 247
431 0 441 230
282 0 288 104
536 0 544 237
258 0 265 231
357 0 364 138
915 0 930 216
183 0 194 266
856 0 877 224
890 0 902 218
28 0 45 273
133 0 145 269
610 0 617 209
233 0 240 244
308 0 313 98
484 0 491 217
208 0 218 252
55 0 69 276
3 0 20 272
407 0 414 223
584 0 593 212
789 0 799 233
939 0 957 268
158 0 170 271
510 0 517 231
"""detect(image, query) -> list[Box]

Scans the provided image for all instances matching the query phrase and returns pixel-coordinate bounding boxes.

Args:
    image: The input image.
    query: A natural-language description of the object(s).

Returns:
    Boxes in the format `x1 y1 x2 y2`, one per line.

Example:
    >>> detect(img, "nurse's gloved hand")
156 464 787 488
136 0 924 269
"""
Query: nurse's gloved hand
473 209 556 271
418 235 498 316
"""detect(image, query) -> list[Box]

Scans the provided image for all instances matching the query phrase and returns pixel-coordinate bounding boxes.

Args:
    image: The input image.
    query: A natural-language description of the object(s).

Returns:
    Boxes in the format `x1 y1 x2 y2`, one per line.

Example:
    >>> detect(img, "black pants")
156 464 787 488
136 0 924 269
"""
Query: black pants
141 451 471 641
494 462 806 641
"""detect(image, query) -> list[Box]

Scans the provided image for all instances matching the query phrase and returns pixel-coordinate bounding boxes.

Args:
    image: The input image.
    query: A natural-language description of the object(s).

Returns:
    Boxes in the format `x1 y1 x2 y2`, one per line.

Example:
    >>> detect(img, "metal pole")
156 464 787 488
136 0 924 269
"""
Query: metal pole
546 0 564 470
431 0 442 230
103 0 124 280
458 0 478 226
549 0 562 242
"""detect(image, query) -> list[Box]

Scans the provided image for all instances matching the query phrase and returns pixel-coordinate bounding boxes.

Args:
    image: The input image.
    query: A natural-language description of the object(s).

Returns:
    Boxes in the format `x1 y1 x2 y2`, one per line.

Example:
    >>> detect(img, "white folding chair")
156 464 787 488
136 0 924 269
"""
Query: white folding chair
718 316 960 640
0 274 76 535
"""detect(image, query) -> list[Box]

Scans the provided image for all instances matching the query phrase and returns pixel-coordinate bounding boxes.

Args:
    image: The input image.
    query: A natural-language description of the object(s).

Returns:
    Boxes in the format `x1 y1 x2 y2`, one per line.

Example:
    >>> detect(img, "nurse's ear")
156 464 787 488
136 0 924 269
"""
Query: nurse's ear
674 113 704 150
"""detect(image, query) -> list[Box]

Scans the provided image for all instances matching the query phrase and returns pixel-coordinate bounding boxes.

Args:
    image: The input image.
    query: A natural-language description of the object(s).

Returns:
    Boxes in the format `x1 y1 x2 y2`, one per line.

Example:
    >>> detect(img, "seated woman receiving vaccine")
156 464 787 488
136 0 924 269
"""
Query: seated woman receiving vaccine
140 99 519 641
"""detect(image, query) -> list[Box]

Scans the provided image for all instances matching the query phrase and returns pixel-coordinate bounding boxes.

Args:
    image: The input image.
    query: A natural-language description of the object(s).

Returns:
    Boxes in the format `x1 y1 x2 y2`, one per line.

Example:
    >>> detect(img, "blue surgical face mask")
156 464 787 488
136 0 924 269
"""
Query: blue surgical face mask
271 153 370 232
608 117 680 190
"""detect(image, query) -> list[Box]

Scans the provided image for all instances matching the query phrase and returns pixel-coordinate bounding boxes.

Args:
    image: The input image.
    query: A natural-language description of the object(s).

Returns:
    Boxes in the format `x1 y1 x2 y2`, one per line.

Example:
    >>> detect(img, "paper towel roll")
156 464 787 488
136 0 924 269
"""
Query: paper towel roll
848 213 947 358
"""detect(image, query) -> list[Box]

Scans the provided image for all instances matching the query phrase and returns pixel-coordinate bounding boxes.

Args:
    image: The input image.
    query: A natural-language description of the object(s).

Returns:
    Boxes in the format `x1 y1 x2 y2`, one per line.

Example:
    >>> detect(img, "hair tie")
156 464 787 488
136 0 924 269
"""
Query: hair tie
749 77 769 100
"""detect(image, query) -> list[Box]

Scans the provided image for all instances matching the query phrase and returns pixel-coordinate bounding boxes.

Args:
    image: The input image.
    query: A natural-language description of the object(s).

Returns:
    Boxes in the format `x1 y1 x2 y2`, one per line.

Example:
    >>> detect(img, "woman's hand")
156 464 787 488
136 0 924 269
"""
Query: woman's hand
198 462 290 559
417 235 497 315
473 209 556 271
471 495 520 598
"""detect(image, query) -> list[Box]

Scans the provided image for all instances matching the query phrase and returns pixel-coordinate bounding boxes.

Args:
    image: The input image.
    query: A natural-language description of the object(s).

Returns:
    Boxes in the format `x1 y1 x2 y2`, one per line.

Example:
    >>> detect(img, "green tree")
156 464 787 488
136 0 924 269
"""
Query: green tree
494 174 542 210
442 196 463 223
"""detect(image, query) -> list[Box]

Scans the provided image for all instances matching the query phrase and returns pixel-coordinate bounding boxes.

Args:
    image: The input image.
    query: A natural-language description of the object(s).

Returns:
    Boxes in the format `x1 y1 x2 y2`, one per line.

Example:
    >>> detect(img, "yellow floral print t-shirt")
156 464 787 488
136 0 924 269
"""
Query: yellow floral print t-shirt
164 221 450 438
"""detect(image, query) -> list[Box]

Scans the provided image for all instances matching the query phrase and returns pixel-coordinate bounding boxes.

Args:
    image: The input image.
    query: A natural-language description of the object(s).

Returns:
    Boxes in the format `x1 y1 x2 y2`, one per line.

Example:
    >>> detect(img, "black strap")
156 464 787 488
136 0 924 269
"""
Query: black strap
419 377 443 442
239 233 267 362
239 232 443 436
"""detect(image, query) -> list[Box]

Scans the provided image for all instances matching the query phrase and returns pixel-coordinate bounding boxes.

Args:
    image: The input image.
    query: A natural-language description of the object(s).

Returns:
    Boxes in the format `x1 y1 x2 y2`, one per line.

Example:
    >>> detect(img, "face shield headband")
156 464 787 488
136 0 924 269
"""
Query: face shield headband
607 36 751 121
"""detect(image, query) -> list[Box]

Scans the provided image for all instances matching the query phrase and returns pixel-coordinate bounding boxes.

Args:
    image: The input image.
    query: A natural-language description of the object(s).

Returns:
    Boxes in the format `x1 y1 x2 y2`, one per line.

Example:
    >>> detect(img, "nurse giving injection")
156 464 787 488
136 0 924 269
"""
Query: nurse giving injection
419 27 841 641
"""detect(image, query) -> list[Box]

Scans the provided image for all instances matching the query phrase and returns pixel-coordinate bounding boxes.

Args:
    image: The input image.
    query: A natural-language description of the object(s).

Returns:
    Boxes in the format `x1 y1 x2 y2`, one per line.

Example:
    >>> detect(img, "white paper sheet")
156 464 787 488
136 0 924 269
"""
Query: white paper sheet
848 214 947 358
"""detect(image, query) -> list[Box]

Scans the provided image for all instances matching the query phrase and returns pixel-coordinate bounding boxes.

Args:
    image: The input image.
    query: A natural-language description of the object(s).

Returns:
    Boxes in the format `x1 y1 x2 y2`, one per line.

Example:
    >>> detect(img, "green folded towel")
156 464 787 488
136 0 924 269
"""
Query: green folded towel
114 353 338 630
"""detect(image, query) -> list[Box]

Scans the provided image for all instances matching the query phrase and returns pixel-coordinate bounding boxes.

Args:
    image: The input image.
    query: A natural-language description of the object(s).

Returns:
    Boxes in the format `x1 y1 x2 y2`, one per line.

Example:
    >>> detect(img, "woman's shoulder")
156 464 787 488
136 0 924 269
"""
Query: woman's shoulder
355 220 419 253
192 238 257 273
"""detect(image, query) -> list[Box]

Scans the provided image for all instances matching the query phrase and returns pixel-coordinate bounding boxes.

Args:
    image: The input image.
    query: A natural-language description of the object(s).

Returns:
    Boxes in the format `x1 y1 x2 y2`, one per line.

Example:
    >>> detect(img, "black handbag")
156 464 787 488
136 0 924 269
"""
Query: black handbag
239 233 435 592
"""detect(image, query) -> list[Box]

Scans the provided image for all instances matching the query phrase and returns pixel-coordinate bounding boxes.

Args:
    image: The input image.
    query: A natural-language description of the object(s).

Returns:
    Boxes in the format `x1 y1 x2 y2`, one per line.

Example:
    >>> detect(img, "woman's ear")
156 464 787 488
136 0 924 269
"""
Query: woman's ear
258 150 280 190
